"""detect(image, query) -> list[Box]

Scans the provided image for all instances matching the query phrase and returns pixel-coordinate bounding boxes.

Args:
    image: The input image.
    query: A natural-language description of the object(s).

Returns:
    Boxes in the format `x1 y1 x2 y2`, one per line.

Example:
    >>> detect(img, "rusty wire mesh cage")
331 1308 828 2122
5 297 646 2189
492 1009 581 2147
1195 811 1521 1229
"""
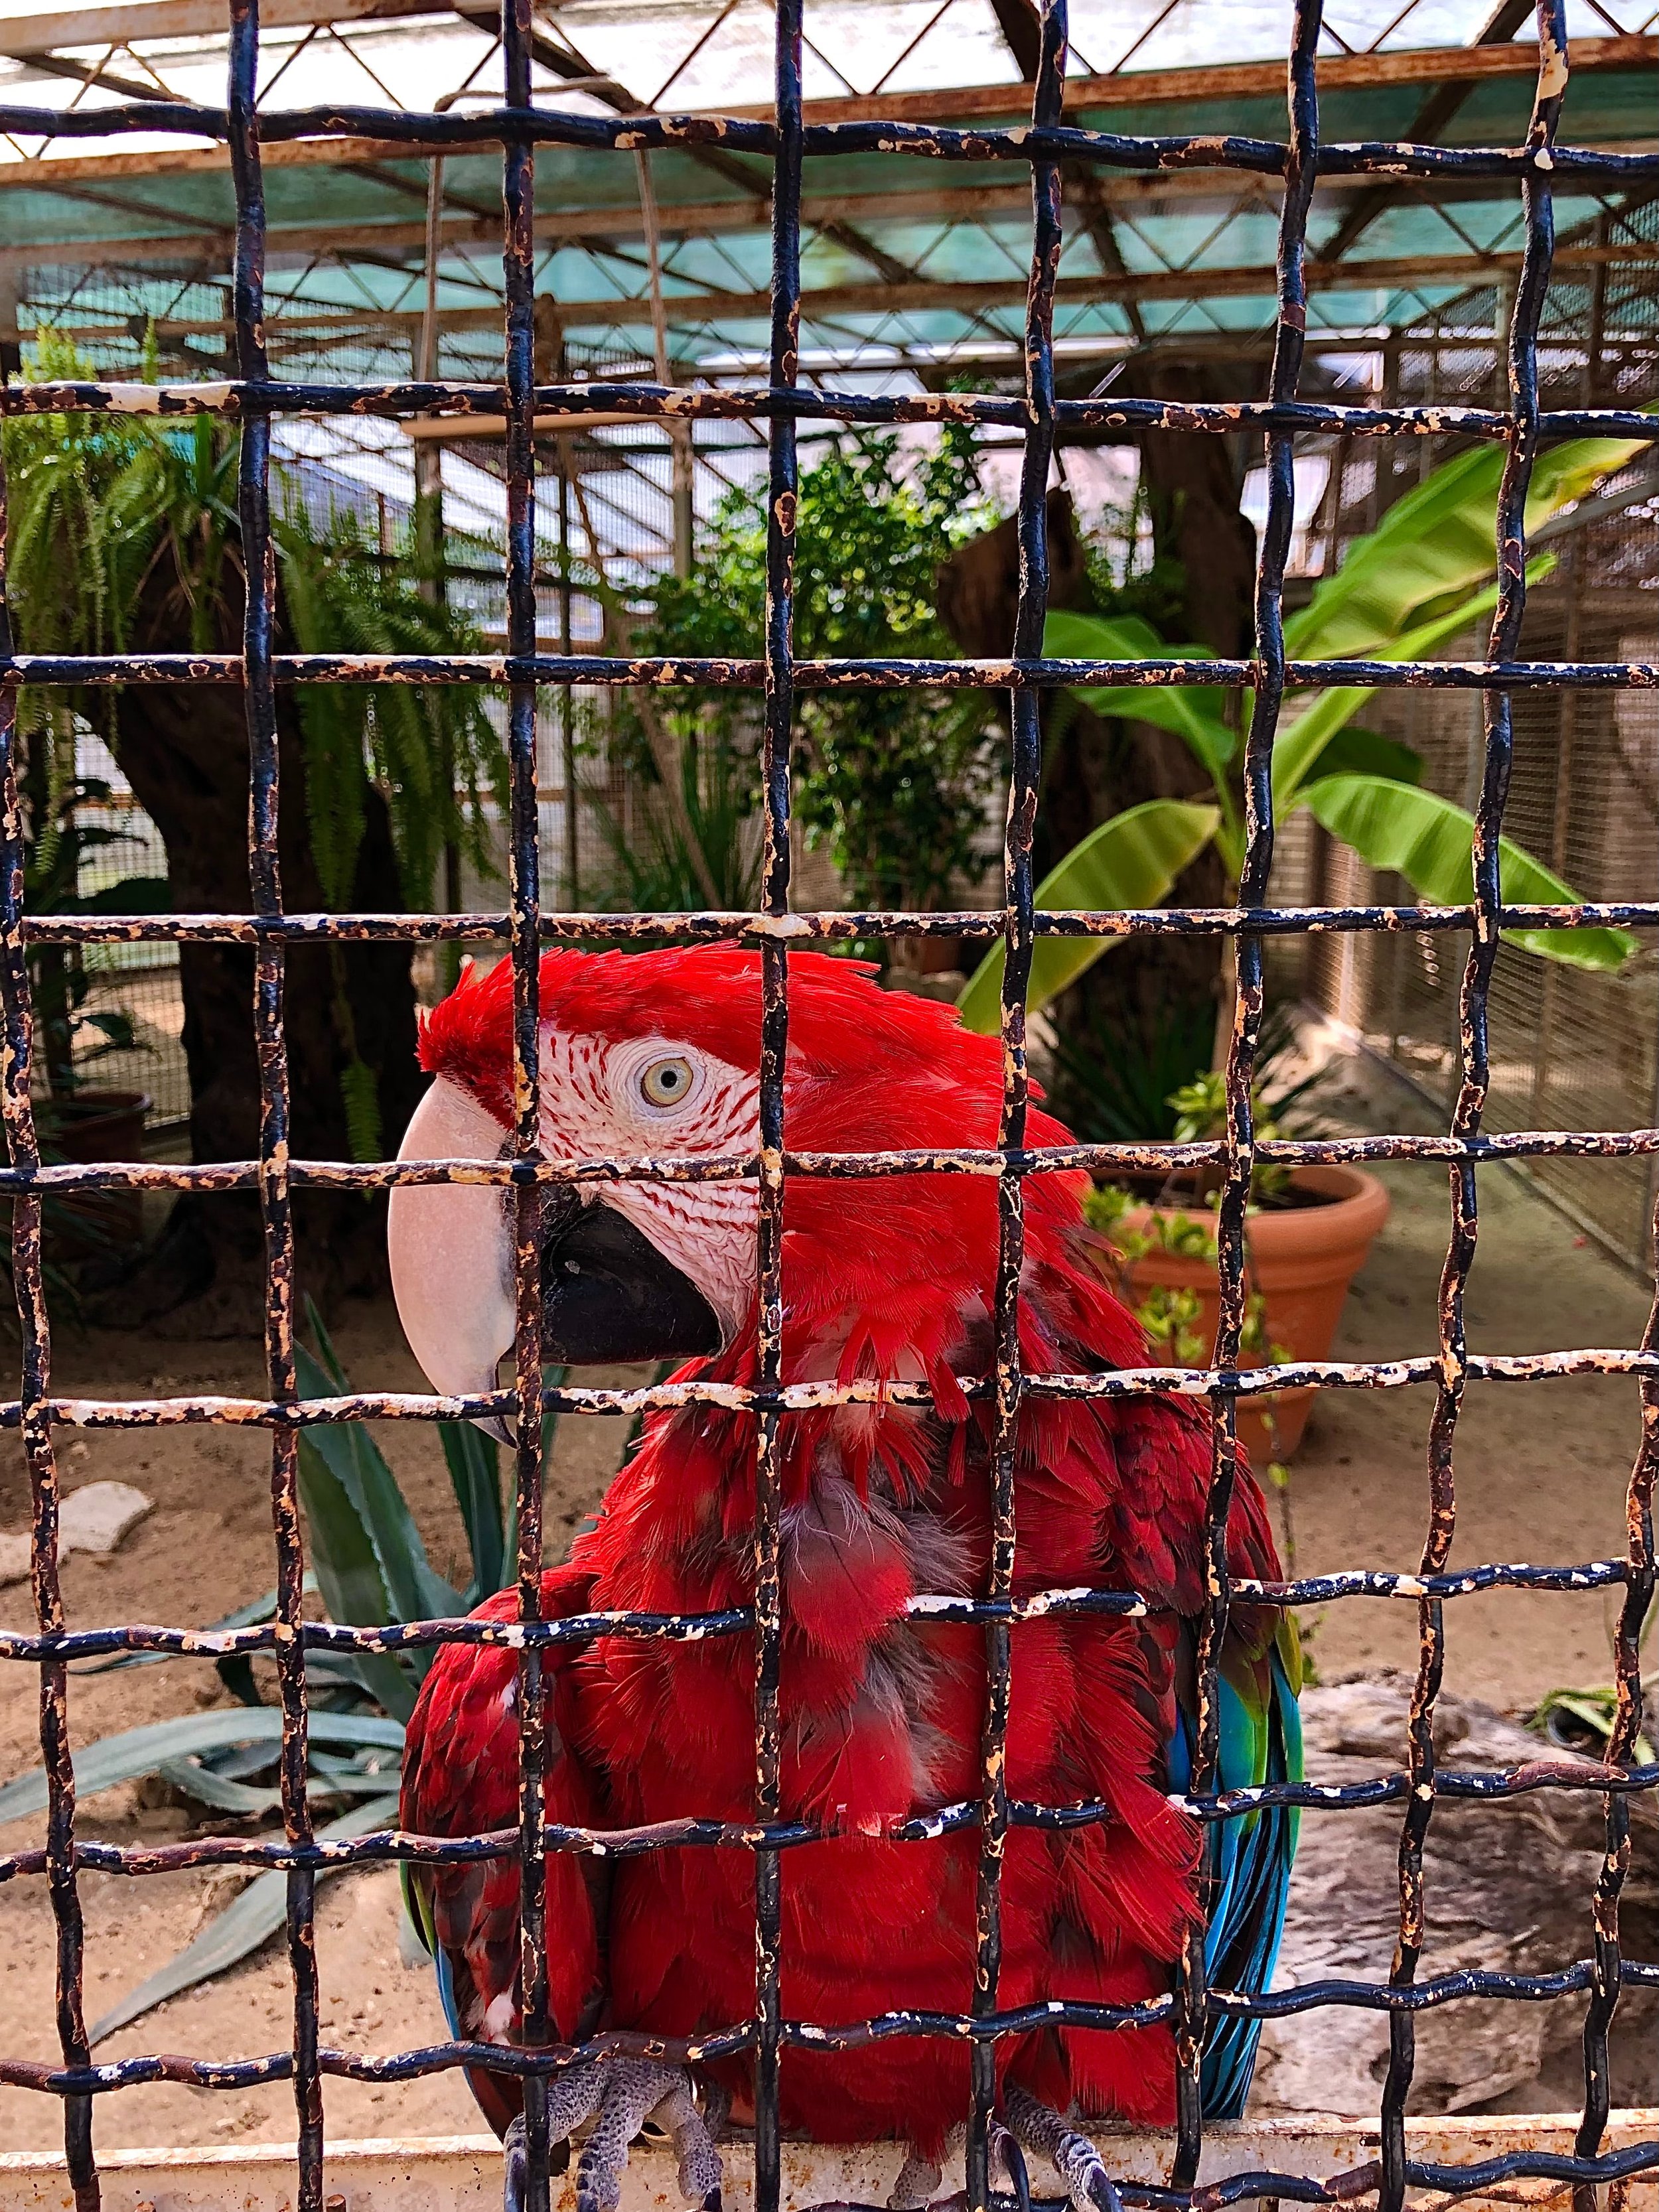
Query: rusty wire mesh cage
1 3 1658 2210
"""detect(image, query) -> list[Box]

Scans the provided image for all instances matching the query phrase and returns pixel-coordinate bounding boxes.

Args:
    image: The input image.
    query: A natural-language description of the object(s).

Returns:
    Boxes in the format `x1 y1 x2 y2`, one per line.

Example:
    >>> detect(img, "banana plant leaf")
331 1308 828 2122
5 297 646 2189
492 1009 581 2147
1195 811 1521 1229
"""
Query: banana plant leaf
1300 773 1636 971
1284 429 1649 663
88 1793 401 2045
1043 610 1237 784
0 1708 405 1826
1270 573 1516 810
1303 728 1422 787
958 799 1220 1032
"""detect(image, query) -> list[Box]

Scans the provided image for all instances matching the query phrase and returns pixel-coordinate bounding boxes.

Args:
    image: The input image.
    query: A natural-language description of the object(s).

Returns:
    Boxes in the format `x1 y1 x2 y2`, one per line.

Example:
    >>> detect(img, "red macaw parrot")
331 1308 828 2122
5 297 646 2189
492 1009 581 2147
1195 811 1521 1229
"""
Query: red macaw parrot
390 947 1300 2212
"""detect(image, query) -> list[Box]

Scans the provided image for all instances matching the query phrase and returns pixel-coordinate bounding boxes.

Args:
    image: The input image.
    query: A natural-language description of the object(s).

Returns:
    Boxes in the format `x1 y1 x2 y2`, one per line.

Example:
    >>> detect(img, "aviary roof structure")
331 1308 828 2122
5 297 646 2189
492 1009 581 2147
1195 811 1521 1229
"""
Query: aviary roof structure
0 0 1651 381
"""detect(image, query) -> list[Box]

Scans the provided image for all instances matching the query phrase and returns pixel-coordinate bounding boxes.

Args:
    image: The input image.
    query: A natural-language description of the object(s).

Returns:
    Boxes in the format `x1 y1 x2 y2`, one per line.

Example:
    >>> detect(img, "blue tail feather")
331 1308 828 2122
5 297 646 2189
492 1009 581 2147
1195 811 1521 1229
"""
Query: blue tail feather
1169 1640 1301 2119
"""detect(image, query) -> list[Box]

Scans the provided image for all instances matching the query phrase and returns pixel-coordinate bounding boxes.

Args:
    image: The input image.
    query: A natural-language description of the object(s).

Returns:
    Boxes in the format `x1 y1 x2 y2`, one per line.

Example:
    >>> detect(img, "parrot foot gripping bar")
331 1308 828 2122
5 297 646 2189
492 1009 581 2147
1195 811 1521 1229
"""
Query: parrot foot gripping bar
504 2064 723 2212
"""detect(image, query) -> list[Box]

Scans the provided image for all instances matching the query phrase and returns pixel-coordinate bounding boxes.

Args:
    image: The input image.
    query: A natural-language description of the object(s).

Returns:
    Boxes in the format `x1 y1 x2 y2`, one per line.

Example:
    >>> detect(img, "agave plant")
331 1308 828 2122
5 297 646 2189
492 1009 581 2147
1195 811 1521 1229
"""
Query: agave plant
958 427 1652 1030
0 1304 560 2041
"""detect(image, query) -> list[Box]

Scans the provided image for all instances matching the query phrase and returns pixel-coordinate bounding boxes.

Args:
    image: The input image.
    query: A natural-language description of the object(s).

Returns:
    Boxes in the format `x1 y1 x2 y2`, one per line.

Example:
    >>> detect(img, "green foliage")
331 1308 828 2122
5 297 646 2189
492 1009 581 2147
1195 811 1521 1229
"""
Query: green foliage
1301 773 1634 971
0 1706 405 1828
1080 479 1189 637
2 337 506 1150
272 502 504 912
294 1302 465 1720
1 332 170 681
590 706 760 912
628 427 999 910
956 797 1218 1031
962 426 1651 1028
4 350 506 918
1046 995 1217 1148
442 1417 508 1603
1080 1182 1277 1365
1283 433 1649 663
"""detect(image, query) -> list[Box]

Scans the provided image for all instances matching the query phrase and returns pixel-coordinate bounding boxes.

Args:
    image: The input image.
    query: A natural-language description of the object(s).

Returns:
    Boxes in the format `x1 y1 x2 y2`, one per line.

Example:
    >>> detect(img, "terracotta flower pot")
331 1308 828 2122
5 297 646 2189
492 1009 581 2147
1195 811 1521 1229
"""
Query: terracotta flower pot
38 1087 152 1257
1106 1163 1391 1461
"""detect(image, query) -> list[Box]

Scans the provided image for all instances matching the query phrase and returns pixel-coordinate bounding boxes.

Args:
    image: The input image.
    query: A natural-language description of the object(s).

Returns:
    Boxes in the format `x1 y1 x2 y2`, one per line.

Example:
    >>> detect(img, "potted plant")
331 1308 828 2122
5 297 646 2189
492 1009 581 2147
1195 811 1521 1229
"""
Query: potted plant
1084 1056 1388 1460
960 426 1651 1452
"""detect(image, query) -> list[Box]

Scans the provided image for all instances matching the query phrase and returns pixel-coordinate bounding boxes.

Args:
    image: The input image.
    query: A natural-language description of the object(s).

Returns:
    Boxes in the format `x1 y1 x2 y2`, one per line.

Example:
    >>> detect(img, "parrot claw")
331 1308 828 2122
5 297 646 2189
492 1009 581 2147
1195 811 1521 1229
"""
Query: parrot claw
993 2122 1031 2212
1003 2088 1123 2212
505 2060 723 2212
902 2120 1021 2212
888 2148 944 2210
502 2113 529 2212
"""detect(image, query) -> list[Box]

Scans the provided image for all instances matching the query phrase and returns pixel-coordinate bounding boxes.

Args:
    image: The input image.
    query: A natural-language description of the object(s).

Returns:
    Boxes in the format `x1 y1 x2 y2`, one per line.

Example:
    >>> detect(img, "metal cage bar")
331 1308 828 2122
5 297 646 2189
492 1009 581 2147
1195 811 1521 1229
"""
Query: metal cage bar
749 0 802 2201
226 3 328 2204
0 490 98 2212
1 2 1658 2208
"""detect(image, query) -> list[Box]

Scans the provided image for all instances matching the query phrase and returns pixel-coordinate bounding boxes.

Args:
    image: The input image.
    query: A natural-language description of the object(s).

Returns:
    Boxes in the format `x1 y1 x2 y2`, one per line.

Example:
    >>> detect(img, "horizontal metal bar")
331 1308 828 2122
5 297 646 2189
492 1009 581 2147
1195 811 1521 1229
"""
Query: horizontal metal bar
7 380 1659 443
0 98 1651 179
15 1127 1659 1199
15 900 1659 947
3 1762 1653 1885
0 1558 1630 1666
11 1967 1659 2102
5 652 1656 689
5 1346 1659 1435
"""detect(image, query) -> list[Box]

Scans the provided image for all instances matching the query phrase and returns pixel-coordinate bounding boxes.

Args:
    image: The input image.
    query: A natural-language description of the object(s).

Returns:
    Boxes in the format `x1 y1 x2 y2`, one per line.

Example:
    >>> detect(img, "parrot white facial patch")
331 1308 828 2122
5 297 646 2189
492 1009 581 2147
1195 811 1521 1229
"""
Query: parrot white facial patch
537 1027 763 1341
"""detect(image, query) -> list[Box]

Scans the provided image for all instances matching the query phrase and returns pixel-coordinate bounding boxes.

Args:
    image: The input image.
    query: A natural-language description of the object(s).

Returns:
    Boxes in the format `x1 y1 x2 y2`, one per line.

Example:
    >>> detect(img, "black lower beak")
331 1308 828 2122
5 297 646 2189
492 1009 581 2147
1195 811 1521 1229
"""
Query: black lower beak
539 1194 722 1367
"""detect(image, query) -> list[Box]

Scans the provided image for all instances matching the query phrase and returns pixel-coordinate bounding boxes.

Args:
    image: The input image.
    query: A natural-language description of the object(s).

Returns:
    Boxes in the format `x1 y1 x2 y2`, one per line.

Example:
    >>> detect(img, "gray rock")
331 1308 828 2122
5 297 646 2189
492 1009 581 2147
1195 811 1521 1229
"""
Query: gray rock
1248 1673 1657 2121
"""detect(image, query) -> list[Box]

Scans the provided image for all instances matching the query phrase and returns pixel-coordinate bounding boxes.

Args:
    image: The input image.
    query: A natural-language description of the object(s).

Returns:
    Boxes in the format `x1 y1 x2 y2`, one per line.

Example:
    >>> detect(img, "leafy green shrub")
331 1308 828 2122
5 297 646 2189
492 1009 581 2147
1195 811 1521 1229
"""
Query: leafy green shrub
960 425 1654 1031
612 427 998 915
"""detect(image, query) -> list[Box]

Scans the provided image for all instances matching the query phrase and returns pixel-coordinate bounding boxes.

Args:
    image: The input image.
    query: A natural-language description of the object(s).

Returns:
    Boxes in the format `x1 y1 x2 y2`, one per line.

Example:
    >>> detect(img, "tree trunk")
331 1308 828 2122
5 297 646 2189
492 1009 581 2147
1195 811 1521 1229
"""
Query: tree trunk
84 545 425 1335
1138 360 1261 658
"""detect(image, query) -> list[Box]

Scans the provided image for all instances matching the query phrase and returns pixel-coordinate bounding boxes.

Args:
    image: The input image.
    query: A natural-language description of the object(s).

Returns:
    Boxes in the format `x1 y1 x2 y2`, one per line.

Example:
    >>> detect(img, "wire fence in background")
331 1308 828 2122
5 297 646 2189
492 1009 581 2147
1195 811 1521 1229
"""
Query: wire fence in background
1 6 1658 2212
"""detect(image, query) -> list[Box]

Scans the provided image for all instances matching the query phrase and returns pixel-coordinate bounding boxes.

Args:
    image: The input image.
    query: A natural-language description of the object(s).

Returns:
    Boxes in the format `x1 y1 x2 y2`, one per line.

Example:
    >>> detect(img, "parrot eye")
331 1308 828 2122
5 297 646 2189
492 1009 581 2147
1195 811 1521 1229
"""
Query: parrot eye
638 1055 695 1110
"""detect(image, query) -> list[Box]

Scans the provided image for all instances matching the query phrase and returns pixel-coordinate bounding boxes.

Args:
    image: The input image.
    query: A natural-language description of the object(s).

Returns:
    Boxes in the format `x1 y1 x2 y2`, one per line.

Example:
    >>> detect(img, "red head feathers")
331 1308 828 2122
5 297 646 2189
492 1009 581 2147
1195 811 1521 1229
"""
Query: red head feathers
391 944 1147 1466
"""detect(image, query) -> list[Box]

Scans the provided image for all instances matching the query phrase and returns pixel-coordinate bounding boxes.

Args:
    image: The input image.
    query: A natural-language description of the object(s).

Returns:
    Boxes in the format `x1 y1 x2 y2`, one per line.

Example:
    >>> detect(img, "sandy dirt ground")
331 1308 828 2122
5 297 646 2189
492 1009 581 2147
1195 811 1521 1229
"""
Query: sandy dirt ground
0 1304 645 2154
0 1101 1652 2155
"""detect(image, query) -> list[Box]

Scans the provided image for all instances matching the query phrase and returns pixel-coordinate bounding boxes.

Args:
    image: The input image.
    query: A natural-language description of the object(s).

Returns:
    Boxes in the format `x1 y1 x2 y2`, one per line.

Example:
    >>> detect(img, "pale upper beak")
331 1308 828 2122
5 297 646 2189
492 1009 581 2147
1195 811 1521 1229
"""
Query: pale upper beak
388 1073 723 1444
388 1076 518 1438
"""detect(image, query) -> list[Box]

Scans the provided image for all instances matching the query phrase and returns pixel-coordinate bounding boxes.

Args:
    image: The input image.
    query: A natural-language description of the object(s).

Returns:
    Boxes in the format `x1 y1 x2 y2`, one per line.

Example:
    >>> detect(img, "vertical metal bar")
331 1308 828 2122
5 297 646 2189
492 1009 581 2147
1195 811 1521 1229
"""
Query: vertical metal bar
752 0 800 2201
0 486 98 2212
1378 14 1562 2212
966 8 1064 2207
227 0 321 2202
557 454 578 908
1172 0 1321 2188
502 1 550 2207
1558 97 1640 2212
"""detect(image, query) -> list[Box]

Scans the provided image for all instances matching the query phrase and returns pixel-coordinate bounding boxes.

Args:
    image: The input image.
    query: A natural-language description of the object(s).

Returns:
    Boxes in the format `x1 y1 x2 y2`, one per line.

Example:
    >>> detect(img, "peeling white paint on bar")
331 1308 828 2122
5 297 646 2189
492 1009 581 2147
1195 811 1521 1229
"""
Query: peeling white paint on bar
5 2116 1659 2212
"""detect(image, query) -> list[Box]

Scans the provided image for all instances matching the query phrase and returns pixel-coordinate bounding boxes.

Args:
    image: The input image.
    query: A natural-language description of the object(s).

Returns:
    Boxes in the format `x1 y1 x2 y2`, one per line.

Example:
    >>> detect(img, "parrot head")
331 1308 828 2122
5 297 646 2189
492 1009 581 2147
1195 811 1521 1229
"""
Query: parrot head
390 943 1106 1425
